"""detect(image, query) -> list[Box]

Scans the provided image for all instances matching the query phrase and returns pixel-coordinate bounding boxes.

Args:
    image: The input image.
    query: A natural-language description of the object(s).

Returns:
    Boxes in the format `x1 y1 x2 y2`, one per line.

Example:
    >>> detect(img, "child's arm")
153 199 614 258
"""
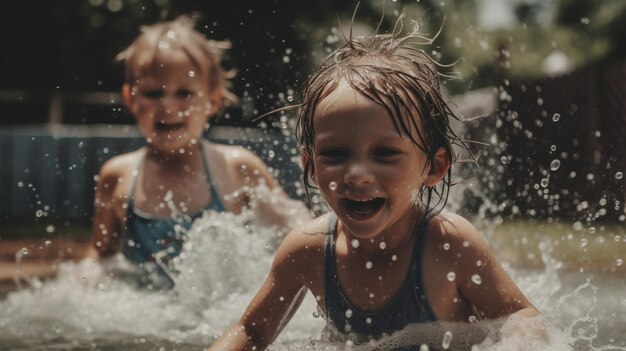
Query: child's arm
220 145 311 246
427 213 548 348
208 228 319 351
86 158 125 261
433 213 539 319
425 213 539 322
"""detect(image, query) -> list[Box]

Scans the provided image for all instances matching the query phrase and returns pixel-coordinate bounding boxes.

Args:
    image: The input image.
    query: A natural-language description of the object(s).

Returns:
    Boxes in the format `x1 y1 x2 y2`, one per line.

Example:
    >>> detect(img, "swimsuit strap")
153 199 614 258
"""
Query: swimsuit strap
125 148 146 216
200 141 225 212
126 142 226 215
324 212 338 283
411 216 437 321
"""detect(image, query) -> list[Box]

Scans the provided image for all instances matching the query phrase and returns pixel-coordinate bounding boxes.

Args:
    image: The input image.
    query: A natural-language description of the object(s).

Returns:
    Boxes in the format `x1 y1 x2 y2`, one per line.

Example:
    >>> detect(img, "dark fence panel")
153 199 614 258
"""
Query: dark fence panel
0 126 301 222
498 61 626 221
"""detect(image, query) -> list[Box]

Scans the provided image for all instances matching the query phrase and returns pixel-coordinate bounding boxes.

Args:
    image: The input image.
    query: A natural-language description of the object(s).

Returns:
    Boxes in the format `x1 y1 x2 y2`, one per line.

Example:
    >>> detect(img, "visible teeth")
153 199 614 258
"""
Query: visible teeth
351 198 375 202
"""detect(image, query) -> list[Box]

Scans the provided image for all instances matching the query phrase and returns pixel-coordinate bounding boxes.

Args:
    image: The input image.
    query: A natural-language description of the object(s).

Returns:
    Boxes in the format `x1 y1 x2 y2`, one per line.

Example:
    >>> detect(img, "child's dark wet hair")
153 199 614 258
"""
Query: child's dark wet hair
116 14 237 106
297 20 473 218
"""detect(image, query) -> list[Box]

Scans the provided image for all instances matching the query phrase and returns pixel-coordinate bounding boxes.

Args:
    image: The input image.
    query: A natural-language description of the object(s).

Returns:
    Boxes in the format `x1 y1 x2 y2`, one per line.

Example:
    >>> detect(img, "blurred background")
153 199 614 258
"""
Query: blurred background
0 0 625 273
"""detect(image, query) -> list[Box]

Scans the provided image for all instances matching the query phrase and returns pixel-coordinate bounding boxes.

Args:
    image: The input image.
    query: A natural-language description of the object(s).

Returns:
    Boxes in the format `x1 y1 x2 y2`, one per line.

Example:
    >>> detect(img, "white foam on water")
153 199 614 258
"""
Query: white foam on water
0 184 625 350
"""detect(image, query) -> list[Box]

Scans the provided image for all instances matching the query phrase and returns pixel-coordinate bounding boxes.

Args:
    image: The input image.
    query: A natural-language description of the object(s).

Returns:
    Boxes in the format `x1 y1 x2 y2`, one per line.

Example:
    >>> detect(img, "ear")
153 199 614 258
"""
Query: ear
121 84 134 110
207 89 223 117
300 151 318 186
423 147 451 187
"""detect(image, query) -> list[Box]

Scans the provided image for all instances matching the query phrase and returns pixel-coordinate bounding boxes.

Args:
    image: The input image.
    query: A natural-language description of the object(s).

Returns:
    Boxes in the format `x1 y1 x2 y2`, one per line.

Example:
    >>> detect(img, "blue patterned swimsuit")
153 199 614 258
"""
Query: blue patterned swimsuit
121 142 225 288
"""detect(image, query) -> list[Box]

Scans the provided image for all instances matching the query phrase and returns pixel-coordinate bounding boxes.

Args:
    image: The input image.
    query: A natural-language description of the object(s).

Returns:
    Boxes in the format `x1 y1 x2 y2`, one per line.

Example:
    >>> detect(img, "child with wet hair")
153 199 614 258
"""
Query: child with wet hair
209 17 541 350
87 15 301 289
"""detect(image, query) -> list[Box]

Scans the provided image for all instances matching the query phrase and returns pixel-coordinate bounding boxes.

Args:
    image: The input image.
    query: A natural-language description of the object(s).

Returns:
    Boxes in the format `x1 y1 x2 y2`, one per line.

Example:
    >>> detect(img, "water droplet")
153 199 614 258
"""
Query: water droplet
44 240 52 247
471 274 482 285
500 156 509 165
443 243 450 250
442 330 453 349
573 221 584 231
328 181 337 191
351 239 360 248
552 113 560 122
616 172 624 180
550 145 557 152
379 241 386 250
550 159 561 171
365 317 372 324
345 309 353 318
540 178 549 188
616 258 623 266
420 345 430 351
469 315 478 323
365 261 373 269
391 254 397 261
447 272 456 281
188 70 195 78
45 225 55 233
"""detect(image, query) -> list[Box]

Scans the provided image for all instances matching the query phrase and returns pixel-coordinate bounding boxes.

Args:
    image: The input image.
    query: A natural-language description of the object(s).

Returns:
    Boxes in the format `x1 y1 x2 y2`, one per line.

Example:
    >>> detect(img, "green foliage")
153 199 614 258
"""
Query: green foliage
315 0 626 93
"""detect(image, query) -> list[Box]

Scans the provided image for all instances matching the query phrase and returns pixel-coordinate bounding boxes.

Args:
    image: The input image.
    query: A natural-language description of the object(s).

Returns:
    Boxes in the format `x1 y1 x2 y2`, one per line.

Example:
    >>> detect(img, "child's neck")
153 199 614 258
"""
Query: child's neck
340 207 423 257
145 143 204 167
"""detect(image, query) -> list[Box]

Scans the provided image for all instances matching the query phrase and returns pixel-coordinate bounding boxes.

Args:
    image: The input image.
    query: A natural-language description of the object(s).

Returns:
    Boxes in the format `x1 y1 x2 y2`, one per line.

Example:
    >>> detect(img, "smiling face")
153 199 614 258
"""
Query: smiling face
311 82 442 241
123 49 219 155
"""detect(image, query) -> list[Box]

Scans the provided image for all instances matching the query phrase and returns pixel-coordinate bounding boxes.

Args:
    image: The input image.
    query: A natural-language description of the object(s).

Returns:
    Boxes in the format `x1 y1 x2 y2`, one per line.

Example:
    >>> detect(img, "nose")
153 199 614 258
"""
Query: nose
157 95 180 116
343 159 374 186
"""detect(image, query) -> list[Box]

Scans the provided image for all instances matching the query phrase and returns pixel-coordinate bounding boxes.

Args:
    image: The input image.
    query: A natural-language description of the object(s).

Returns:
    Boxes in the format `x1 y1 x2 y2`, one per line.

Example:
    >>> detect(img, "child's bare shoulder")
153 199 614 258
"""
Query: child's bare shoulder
273 214 329 263
284 214 329 246
210 142 268 171
269 214 330 284
428 212 487 250
97 149 143 183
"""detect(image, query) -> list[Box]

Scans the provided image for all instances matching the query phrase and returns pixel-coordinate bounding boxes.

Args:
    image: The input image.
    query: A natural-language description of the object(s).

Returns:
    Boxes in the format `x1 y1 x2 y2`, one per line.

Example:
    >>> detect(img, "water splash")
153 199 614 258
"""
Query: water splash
1 188 625 350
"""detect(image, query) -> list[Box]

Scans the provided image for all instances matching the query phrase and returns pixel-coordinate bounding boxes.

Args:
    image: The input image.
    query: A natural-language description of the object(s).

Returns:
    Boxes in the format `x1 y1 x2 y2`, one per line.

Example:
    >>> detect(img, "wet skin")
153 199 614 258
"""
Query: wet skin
124 49 219 156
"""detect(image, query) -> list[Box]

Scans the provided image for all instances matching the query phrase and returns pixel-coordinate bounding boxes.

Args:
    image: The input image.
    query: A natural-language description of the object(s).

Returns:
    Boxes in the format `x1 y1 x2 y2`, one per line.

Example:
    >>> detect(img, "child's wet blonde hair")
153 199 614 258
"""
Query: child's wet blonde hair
297 18 474 217
117 15 237 106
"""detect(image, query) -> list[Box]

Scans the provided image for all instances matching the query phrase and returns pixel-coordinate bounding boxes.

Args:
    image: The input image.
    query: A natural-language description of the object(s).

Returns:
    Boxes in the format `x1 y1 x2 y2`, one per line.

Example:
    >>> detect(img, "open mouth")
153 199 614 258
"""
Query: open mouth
341 197 385 219
155 121 185 133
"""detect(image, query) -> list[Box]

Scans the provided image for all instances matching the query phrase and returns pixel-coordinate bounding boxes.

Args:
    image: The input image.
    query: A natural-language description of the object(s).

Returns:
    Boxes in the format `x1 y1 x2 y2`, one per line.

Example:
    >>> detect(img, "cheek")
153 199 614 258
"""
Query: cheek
134 113 155 128
134 101 158 117
312 164 337 188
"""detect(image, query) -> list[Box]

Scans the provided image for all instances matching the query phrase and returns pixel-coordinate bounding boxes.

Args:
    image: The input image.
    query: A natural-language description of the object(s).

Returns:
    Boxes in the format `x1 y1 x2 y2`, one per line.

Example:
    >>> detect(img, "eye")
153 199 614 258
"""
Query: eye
142 90 163 100
373 148 402 160
176 89 194 99
317 148 347 162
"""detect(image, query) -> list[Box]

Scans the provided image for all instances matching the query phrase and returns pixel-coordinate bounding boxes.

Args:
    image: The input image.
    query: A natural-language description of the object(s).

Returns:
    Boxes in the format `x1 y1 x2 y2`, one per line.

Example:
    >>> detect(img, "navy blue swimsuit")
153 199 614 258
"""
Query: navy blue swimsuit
121 142 225 288
323 213 437 340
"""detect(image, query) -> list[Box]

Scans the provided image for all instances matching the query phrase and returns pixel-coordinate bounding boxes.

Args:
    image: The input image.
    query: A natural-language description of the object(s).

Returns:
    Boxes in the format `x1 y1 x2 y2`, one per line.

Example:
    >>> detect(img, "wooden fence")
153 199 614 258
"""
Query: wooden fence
497 60 626 221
